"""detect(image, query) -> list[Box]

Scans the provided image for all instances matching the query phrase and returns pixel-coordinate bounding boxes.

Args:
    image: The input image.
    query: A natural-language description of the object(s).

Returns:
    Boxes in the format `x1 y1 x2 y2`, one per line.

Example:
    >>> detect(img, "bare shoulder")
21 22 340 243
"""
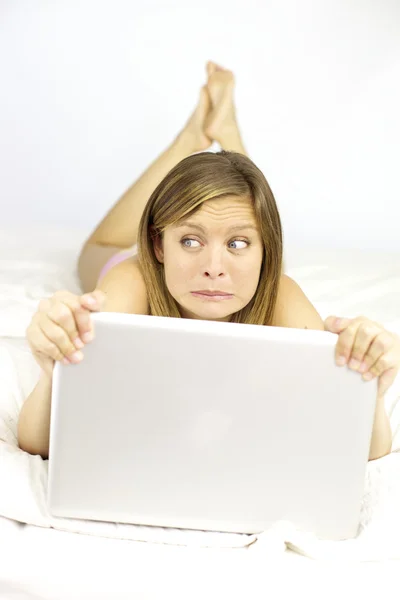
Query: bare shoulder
96 254 149 315
272 274 324 331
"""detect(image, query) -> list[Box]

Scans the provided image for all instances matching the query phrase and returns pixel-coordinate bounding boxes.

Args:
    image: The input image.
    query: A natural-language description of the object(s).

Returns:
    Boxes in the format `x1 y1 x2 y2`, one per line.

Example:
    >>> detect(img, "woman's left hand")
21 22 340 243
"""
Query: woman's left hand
324 315 400 399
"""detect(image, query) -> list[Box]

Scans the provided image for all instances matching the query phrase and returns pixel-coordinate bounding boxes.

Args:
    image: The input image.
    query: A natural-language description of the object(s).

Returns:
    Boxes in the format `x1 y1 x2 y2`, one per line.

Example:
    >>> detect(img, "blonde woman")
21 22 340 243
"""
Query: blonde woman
18 62 398 461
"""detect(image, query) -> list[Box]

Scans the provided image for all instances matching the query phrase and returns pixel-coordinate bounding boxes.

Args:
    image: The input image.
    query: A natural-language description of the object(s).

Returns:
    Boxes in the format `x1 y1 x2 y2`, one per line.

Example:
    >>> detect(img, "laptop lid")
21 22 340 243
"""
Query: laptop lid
47 312 377 540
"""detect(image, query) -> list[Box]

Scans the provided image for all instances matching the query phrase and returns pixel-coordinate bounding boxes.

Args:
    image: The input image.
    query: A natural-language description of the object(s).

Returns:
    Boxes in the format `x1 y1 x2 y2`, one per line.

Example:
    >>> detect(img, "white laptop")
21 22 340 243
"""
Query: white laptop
47 312 377 541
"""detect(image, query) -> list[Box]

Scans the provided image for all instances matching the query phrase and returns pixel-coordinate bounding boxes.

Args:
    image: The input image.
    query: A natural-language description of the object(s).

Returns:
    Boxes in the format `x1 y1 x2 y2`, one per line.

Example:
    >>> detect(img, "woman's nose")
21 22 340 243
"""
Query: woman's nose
202 249 226 278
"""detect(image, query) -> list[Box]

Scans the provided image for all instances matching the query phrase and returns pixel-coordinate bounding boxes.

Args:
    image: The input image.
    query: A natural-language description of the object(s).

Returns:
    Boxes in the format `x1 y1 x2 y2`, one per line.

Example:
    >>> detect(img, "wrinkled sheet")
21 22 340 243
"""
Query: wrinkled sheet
1 227 400 599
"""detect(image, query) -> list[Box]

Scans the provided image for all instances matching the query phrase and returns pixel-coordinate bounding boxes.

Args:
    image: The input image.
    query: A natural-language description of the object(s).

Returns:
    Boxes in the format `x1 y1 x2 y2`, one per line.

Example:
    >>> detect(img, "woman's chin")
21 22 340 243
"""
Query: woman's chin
181 302 235 321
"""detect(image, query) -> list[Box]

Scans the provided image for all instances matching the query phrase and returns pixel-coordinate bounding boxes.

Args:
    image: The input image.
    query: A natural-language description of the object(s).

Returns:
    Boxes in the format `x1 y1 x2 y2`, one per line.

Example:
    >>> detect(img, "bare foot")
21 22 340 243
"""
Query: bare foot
204 61 238 144
178 85 213 154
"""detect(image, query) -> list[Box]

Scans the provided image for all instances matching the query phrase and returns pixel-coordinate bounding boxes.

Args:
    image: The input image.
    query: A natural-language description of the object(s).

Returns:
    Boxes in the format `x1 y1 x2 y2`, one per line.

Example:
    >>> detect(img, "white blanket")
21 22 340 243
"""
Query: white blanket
1 231 400 562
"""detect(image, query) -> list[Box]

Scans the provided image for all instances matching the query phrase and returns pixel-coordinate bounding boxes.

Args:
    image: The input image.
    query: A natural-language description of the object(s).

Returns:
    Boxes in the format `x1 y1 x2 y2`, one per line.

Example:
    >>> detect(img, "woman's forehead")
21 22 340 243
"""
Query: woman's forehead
176 197 257 229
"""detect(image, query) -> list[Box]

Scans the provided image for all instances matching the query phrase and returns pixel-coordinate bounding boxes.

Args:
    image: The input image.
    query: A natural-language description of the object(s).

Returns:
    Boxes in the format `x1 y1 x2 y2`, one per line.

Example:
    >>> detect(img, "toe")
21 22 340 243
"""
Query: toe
206 61 215 77
207 61 222 77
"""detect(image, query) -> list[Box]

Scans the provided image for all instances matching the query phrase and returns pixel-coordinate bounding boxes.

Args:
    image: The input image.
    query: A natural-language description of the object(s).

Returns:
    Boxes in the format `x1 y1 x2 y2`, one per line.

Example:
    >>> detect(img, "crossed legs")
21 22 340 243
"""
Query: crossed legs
77 62 249 291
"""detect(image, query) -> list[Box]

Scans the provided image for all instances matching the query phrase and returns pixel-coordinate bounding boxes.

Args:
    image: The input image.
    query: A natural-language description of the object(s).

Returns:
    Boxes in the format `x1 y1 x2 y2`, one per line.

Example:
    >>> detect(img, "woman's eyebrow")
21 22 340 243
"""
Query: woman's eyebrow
175 221 258 233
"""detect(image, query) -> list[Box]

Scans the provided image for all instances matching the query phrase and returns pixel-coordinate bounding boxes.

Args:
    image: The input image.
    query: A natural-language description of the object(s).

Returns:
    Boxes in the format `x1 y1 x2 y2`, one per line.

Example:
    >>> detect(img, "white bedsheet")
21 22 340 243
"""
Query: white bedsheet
1 226 400 598
1 514 400 600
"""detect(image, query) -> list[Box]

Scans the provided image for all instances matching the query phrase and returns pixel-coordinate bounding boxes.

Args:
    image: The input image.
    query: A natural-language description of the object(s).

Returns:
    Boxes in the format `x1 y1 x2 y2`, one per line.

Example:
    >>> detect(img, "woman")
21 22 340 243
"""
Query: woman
18 62 398 461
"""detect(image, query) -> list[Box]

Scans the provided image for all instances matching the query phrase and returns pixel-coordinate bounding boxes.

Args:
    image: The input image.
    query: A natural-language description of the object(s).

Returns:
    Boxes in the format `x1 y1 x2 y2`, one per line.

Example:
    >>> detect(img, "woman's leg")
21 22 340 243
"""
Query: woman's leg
205 63 285 274
84 62 245 250
204 61 248 156
77 62 247 291
77 84 213 291
81 88 213 252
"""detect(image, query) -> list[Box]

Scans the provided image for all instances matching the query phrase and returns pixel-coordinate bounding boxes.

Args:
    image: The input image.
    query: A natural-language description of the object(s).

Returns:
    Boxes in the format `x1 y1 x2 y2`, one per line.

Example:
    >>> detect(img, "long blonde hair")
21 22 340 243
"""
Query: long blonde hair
137 150 283 325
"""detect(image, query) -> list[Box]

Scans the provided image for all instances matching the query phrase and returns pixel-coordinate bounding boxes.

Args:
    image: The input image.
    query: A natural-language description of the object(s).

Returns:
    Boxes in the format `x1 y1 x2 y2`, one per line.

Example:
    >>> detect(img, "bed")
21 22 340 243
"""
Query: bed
1 225 400 599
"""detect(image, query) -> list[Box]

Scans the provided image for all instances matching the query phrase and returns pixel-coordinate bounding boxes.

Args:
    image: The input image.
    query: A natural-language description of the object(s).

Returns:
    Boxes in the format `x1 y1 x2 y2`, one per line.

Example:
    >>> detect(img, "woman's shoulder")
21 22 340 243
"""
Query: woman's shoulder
271 274 325 331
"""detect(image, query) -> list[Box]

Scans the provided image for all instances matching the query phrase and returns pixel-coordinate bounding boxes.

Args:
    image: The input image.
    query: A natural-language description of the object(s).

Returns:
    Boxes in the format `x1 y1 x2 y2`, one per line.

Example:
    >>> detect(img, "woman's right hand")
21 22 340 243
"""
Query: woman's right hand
26 289 106 378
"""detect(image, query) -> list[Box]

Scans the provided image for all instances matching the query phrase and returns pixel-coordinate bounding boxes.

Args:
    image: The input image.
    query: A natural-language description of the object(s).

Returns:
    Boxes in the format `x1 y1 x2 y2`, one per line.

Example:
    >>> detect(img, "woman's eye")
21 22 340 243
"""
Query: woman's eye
181 238 200 248
229 239 249 250
181 238 249 249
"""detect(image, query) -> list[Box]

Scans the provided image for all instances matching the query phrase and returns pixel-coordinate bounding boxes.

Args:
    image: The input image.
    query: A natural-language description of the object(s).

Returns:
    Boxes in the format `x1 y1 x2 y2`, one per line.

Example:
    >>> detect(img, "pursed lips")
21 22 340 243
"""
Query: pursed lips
192 290 232 297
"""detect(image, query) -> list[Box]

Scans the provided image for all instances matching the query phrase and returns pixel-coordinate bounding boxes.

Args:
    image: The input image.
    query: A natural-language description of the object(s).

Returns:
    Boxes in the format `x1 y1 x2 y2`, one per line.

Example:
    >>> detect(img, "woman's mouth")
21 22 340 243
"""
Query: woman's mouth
191 291 233 301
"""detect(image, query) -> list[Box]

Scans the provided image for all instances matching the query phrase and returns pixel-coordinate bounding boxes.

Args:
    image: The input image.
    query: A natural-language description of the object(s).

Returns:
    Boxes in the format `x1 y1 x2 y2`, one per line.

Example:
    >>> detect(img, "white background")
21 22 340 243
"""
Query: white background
1 0 399 250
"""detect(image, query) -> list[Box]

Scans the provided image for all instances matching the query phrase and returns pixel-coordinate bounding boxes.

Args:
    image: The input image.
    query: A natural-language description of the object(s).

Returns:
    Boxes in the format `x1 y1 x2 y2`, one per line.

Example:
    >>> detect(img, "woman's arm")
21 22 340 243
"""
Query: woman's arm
368 397 392 460
18 259 150 459
18 372 53 458
97 255 149 315
272 275 325 331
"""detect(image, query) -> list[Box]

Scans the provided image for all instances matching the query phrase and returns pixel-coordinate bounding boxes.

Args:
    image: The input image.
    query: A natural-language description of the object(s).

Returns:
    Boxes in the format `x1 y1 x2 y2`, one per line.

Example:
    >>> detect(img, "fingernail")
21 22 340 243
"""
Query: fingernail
336 356 347 366
83 295 96 306
335 318 342 329
73 337 84 349
68 351 83 363
62 358 70 365
81 331 93 343
363 372 374 381
359 361 368 373
349 358 360 370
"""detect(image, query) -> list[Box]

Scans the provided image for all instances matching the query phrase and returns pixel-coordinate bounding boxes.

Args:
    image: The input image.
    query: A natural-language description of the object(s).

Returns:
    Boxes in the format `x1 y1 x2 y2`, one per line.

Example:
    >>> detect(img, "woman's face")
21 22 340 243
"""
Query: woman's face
153 196 264 321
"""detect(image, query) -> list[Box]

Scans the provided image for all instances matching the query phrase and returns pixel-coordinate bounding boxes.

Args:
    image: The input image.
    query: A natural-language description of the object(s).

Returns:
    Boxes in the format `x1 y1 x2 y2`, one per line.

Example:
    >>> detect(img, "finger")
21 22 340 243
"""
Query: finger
50 291 103 345
78 290 106 341
47 300 85 348
50 291 86 342
28 326 69 363
347 322 383 371
54 288 105 312
324 316 352 334
39 317 81 359
335 321 363 365
71 303 94 343
367 350 397 380
38 297 51 313
80 289 106 310
359 331 391 374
